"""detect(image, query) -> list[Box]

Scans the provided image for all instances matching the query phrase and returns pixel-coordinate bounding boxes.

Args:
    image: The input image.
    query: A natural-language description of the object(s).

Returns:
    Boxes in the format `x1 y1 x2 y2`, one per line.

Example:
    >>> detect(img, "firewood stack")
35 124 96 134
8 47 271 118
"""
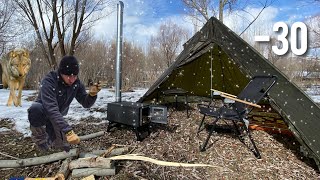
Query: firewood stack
66 146 129 178
1 132 130 179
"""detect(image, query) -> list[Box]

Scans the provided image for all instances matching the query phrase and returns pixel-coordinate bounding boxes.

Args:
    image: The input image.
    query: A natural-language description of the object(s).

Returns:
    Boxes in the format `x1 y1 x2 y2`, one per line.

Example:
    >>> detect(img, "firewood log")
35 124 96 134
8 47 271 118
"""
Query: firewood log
71 168 116 177
55 157 72 180
79 147 129 158
25 177 56 180
69 157 112 169
81 175 95 180
79 131 105 141
0 149 78 168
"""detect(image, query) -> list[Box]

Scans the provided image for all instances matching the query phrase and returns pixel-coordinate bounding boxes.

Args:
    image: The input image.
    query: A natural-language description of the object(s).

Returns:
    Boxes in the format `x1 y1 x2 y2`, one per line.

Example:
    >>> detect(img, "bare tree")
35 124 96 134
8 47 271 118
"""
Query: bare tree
182 0 274 35
238 0 275 36
75 39 112 86
266 37 281 65
152 20 189 68
146 37 166 78
182 0 237 23
14 0 115 69
121 41 146 89
306 15 320 49
0 1 16 55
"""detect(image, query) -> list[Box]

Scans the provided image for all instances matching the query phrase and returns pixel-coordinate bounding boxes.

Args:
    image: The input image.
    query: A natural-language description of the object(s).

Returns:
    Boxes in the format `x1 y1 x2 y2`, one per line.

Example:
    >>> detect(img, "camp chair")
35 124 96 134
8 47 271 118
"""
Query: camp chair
197 75 277 158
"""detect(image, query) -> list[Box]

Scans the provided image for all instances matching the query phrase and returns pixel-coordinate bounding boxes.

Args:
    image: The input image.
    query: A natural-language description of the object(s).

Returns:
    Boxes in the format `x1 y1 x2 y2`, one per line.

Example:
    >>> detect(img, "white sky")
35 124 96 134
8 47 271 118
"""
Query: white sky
0 88 147 137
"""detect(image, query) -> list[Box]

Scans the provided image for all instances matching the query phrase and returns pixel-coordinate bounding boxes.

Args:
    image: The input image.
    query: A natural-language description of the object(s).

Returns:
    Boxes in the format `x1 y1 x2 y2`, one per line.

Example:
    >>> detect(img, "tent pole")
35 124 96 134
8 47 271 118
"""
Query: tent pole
210 49 213 98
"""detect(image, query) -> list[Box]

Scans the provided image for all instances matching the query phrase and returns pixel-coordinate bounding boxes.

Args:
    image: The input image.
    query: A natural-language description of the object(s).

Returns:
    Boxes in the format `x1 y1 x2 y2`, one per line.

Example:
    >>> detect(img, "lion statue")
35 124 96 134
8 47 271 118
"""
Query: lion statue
1 48 31 106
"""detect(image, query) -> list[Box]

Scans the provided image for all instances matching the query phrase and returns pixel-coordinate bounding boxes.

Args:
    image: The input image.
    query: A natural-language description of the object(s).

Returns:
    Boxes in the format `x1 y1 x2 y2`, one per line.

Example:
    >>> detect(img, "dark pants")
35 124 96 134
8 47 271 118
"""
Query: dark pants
28 102 69 151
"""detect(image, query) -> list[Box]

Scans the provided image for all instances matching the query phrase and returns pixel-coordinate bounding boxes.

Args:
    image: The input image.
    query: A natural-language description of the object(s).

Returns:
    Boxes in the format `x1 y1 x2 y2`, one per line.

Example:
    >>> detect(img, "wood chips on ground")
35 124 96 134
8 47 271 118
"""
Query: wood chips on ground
0 104 319 179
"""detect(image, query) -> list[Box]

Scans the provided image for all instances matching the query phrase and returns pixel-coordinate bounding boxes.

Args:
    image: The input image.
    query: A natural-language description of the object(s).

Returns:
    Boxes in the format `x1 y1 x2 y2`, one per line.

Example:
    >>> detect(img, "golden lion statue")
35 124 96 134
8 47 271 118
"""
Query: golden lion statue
1 48 31 106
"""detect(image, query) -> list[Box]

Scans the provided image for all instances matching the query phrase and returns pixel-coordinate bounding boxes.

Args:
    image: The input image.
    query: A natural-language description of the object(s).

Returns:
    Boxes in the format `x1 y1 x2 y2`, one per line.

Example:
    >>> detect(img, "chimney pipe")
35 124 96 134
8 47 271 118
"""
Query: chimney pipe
115 1 124 102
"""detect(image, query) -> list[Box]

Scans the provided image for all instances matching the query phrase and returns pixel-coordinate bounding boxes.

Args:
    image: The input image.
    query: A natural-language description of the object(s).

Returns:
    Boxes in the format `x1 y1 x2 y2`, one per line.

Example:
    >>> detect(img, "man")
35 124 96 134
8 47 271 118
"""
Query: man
28 55 101 151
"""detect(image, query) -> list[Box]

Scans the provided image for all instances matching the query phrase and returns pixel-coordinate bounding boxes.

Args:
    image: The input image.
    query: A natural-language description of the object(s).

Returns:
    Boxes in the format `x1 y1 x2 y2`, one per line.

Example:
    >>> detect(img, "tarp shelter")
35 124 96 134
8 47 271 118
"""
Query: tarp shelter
138 16 320 168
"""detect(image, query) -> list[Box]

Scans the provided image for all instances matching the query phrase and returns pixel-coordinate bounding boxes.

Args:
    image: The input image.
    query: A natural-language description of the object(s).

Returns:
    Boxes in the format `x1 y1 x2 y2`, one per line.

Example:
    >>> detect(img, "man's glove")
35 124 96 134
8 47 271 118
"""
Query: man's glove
89 81 102 96
65 130 80 145
54 173 65 180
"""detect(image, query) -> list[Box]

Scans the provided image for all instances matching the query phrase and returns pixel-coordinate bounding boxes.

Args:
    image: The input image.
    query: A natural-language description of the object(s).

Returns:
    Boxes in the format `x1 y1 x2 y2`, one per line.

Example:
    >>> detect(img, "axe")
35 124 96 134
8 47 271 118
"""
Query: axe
25 173 64 180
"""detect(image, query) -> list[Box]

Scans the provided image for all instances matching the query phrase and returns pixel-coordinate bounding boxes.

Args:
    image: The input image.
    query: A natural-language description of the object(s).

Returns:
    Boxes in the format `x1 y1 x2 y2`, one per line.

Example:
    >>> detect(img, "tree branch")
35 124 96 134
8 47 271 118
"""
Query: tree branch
239 0 275 36
0 149 79 168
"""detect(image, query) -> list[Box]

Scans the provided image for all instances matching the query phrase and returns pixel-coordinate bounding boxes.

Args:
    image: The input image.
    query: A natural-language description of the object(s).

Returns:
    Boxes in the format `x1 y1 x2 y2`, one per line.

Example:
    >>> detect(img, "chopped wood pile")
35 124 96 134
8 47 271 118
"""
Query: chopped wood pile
0 132 128 179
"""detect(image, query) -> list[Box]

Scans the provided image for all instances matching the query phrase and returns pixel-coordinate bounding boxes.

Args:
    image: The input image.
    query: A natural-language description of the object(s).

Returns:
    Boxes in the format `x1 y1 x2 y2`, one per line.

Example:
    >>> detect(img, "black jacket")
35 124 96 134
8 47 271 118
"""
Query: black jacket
36 71 97 133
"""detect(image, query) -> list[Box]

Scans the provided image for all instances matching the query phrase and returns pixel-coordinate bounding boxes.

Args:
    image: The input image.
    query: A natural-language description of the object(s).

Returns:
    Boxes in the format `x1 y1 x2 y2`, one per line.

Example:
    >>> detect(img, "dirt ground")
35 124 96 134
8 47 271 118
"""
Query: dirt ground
0 104 319 180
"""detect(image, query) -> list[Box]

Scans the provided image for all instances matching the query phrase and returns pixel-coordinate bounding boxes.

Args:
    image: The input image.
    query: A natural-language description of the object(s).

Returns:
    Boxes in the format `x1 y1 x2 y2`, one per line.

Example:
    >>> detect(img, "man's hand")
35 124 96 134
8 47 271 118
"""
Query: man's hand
66 130 80 145
89 81 102 96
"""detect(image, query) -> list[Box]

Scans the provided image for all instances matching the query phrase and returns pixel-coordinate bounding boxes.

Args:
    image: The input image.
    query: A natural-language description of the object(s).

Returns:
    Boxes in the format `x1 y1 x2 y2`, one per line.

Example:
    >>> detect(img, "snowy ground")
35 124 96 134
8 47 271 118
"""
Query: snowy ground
0 87 319 137
305 86 320 103
0 88 147 136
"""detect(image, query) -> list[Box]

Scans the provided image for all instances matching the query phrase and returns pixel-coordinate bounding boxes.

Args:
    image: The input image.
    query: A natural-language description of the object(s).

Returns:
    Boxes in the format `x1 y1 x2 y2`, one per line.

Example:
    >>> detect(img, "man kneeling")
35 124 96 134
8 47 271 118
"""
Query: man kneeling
28 56 101 151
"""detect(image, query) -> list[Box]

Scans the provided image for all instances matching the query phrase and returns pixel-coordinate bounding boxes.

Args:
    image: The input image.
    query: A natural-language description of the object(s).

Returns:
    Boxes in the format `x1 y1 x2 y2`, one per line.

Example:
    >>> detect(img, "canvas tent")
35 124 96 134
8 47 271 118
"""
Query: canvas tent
138 16 320 168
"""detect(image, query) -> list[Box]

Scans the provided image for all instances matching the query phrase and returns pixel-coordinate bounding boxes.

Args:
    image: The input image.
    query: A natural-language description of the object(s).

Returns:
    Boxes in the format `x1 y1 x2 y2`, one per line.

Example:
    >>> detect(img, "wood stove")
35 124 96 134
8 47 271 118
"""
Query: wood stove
107 101 167 140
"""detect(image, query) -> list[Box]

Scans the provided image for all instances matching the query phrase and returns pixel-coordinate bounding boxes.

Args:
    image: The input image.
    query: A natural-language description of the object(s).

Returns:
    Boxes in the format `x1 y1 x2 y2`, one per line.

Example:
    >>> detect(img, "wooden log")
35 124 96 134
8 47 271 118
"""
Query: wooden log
69 157 112 169
0 149 78 168
79 147 129 158
79 131 105 141
249 111 282 118
81 175 95 180
71 168 116 177
100 144 116 157
79 153 98 158
25 177 56 180
25 174 64 180
55 157 72 180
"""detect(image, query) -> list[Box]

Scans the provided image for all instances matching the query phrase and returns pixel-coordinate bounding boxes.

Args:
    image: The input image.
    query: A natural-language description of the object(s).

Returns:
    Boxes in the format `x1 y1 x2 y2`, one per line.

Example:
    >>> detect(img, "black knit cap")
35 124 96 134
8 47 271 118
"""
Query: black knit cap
58 56 79 75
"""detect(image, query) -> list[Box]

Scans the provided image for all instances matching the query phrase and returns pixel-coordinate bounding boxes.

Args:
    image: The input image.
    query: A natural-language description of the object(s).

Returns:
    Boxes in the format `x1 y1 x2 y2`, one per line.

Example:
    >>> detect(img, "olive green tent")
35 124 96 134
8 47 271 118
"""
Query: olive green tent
138 16 320 168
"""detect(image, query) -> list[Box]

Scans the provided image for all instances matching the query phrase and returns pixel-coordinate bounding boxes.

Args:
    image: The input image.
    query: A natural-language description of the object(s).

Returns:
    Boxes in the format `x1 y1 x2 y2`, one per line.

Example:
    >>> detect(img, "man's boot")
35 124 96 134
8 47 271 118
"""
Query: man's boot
30 125 49 151
50 128 70 152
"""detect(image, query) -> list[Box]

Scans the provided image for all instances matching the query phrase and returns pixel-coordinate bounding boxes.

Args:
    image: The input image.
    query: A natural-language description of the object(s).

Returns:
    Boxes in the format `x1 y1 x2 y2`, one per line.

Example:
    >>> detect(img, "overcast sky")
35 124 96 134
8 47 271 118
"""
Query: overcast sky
92 0 320 47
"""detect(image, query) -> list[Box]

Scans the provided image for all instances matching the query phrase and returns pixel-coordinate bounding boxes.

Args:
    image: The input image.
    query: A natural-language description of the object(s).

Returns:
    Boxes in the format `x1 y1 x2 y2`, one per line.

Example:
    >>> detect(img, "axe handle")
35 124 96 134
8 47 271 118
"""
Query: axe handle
220 94 261 108
25 178 56 180
210 89 237 98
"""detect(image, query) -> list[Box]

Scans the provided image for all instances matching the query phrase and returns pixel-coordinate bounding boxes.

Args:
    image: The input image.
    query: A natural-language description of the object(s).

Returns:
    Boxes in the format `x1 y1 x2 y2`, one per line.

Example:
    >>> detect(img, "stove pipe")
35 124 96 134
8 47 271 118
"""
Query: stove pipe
115 1 124 102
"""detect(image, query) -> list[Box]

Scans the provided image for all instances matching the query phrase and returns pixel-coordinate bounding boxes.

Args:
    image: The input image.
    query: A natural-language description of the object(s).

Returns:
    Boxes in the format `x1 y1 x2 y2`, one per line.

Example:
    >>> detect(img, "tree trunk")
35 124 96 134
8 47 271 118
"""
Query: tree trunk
219 0 224 22
52 0 66 56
